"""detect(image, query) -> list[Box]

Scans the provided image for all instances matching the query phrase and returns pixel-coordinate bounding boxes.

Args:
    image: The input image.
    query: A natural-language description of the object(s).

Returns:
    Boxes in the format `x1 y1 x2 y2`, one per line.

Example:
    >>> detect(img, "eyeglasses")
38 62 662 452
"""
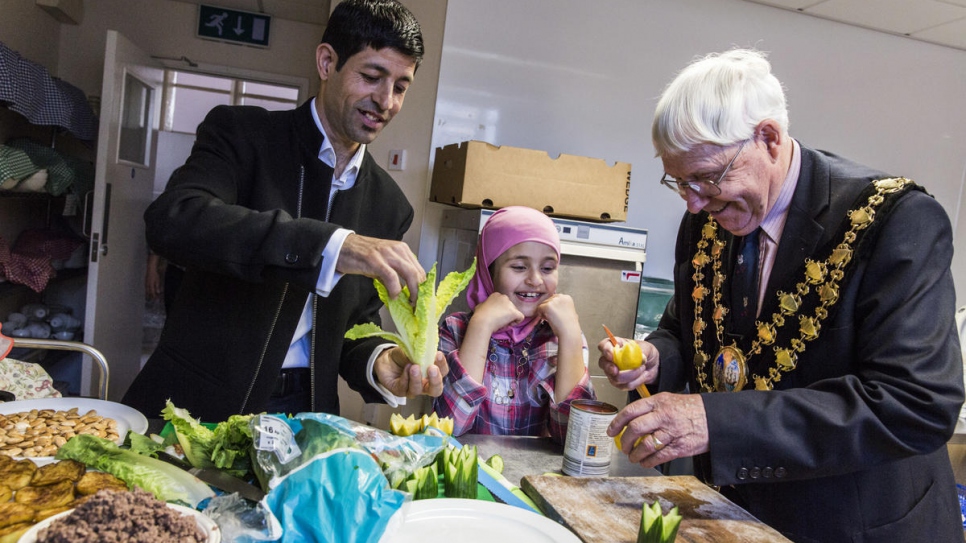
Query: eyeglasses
660 140 748 198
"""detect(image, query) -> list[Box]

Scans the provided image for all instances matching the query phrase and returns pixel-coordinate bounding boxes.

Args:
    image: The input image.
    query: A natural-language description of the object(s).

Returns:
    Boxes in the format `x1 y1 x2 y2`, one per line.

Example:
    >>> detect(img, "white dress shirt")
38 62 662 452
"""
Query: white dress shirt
281 98 405 406
754 138 802 315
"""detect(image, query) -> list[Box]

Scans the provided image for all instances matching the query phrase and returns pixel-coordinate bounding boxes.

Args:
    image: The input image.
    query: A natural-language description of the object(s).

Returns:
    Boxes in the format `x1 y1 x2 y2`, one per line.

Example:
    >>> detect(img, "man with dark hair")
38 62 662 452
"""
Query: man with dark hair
123 0 443 421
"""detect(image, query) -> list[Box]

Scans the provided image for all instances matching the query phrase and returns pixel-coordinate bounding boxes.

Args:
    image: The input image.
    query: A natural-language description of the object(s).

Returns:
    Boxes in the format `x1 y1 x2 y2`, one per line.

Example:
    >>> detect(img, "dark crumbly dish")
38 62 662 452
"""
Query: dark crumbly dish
36 487 206 542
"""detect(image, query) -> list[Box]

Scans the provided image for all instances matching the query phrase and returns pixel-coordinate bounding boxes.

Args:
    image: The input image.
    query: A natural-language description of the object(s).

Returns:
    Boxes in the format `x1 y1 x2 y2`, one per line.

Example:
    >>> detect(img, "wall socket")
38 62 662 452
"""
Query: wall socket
388 149 406 171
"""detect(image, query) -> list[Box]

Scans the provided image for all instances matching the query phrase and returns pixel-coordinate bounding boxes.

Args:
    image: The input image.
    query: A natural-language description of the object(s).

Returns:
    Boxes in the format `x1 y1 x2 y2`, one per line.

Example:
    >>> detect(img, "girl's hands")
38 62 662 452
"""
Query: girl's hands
536 294 581 340
473 292 526 334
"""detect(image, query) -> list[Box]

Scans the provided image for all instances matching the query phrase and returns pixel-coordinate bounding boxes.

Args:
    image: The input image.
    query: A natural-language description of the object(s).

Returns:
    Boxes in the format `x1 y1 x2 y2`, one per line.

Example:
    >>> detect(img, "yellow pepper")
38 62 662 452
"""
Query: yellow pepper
389 413 422 436
604 327 651 451
390 412 455 436
614 340 644 372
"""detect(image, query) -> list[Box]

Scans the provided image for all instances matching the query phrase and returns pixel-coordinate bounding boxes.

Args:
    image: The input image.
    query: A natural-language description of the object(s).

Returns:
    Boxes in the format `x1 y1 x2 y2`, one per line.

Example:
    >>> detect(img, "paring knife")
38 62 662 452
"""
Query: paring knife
156 451 265 502
477 459 540 514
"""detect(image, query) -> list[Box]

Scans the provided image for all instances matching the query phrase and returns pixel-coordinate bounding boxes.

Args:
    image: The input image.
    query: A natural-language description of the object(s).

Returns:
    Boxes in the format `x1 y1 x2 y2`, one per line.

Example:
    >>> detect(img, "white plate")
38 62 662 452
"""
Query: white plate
378 499 580 543
0 398 148 462
18 503 220 543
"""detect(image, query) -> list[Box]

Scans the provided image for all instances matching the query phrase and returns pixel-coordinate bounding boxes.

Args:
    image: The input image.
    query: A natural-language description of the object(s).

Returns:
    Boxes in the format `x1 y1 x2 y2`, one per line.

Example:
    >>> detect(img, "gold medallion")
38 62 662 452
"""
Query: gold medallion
712 345 748 392
689 177 914 393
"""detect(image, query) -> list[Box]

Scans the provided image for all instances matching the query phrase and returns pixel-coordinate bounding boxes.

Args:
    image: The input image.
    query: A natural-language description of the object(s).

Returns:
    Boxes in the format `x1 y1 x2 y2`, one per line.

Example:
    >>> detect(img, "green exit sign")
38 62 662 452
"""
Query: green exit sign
197 4 271 48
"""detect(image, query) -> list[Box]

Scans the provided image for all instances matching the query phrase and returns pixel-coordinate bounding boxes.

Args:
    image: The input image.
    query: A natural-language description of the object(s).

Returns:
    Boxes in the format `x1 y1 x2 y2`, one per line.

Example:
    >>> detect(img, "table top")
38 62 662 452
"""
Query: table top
148 418 661 485
458 433 660 486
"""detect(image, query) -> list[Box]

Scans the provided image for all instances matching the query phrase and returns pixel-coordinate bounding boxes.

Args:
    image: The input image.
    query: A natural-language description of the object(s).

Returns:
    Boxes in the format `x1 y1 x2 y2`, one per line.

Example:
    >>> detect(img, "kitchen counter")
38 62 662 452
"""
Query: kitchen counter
148 419 660 485
458 433 660 487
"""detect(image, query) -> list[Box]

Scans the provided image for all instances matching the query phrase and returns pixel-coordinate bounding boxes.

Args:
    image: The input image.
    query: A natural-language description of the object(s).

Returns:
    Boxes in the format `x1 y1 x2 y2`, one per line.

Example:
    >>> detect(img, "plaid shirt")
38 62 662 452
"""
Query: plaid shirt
433 312 595 443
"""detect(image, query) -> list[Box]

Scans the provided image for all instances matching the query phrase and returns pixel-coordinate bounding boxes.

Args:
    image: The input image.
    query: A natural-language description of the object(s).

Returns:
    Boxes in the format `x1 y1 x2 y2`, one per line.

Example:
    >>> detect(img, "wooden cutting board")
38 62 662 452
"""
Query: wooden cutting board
521 475 791 543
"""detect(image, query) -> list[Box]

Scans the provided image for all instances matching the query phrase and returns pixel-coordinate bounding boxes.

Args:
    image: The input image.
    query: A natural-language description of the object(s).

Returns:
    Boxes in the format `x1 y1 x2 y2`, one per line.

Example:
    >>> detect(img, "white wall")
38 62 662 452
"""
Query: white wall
420 0 966 306
0 0 62 71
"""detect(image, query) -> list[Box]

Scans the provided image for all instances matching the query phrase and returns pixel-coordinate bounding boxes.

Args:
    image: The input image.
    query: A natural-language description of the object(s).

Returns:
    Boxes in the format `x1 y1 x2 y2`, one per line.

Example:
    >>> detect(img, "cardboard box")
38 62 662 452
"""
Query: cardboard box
430 141 630 222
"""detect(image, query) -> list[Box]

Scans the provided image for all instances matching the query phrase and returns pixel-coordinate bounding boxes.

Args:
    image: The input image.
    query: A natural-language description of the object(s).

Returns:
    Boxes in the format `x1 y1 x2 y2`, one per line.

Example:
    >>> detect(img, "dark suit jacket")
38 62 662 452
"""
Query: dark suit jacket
647 145 964 542
122 100 413 422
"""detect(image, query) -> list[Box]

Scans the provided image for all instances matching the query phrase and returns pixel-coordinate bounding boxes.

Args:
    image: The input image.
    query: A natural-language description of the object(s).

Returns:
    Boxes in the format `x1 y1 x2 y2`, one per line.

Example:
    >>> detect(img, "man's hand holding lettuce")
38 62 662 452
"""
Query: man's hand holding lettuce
347 260 476 397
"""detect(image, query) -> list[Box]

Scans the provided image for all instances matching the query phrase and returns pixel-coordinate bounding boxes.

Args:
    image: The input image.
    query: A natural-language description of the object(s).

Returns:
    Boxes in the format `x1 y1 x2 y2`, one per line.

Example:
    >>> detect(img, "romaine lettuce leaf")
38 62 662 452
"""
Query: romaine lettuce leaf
345 260 476 376
161 400 254 477
55 434 214 507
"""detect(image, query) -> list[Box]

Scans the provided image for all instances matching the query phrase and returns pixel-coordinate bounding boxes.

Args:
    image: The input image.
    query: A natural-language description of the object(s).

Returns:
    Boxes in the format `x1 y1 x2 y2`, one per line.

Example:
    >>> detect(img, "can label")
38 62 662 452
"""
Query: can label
562 400 618 476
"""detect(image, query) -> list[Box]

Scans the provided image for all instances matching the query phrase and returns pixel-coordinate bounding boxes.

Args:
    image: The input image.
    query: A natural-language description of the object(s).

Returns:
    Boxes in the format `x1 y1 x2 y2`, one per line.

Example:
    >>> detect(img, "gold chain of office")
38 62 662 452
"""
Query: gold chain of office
690 177 914 393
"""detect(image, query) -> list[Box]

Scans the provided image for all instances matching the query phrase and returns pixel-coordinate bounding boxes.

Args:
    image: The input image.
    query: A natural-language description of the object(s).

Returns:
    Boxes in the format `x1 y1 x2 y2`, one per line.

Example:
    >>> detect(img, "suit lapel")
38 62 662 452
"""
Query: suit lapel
293 100 335 221
759 147 833 318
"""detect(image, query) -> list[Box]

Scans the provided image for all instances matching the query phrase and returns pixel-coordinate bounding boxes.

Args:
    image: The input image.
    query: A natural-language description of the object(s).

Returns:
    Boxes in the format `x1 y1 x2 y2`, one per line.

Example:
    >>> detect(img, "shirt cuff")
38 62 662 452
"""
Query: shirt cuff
367 343 407 408
446 353 487 406
315 228 353 297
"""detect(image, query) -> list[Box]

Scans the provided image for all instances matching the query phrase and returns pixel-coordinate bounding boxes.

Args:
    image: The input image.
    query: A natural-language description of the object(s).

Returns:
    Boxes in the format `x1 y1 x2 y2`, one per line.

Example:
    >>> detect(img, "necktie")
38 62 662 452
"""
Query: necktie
730 228 761 336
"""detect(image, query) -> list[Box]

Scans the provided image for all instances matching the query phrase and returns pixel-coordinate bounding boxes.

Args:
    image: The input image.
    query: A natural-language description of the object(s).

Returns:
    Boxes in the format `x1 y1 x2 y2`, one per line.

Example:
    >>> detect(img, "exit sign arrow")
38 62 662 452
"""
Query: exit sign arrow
197 4 271 48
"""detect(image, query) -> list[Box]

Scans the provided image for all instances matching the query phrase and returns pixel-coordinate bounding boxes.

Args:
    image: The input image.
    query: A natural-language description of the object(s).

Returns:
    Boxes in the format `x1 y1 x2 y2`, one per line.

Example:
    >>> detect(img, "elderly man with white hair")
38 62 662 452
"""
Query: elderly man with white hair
599 49 964 542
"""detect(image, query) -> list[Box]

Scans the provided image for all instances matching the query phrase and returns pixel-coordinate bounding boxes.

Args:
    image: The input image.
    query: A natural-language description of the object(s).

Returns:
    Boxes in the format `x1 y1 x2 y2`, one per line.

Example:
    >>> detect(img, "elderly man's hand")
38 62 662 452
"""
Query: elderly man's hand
337 234 425 303
597 337 660 392
374 347 448 398
609 392 710 469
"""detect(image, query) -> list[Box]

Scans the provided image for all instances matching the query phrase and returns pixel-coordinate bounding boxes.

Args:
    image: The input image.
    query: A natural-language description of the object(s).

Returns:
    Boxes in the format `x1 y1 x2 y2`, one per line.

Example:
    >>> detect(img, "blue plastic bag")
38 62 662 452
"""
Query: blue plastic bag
264 448 407 543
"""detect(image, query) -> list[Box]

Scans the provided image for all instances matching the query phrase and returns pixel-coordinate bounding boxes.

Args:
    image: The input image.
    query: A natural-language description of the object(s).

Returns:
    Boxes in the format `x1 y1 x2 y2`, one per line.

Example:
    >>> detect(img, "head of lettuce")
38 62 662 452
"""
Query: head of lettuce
346 260 476 378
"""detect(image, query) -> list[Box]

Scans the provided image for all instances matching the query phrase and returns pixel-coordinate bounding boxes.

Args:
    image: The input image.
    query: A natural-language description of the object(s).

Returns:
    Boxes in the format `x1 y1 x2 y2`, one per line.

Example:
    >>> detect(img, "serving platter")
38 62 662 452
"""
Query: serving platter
378 498 579 543
17 503 221 543
0 398 148 462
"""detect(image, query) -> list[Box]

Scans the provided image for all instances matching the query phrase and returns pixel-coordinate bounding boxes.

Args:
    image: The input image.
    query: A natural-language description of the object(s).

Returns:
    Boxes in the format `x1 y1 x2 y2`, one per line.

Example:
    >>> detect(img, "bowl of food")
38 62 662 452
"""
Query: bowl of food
17 488 220 543
0 398 148 463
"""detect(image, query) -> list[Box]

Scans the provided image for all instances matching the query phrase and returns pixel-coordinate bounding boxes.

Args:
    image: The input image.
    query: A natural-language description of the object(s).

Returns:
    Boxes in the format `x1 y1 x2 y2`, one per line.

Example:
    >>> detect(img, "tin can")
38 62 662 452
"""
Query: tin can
562 399 618 476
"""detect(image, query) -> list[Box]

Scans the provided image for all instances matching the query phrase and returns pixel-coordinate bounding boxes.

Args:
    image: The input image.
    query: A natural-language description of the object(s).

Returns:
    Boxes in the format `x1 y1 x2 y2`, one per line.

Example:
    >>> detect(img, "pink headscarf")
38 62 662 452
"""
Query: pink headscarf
466 206 561 344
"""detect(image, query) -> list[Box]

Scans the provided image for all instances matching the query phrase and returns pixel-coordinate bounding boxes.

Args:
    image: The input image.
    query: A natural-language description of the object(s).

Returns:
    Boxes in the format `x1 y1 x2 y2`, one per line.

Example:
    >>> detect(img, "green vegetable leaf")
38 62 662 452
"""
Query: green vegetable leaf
638 500 681 543
55 434 214 507
161 400 215 469
441 444 478 499
126 432 165 457
161 400 254 477
662 506 682 542
345 260 477 376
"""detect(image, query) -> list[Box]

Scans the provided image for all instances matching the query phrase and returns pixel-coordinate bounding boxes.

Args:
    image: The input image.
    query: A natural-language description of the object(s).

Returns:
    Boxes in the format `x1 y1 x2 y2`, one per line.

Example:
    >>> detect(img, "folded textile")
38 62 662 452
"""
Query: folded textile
0 41 97 141
0 144 40 190
0 357 62 400
7 138 74 195
0 230 83 293
13 169 46 192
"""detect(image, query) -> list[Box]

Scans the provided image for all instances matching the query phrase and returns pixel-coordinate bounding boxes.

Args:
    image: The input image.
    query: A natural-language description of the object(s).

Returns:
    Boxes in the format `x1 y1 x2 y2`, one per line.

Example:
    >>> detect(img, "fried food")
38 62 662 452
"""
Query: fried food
35 505 70 522
0 522 31 543
0 460 36 491
0 456 134 536
30 459 85 486
14 479 74 510
75 471 128 496
0 502 34 528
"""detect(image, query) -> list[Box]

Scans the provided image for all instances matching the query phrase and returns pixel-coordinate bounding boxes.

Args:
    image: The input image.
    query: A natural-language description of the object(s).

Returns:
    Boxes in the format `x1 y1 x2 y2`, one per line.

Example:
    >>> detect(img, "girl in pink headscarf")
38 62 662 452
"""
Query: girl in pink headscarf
433 206 595 442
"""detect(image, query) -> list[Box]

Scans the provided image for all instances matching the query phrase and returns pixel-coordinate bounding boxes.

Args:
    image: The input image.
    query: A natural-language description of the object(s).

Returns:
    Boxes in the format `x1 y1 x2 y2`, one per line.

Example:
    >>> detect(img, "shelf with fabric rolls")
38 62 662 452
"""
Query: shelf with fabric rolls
0 42 96 399
0 267 87 300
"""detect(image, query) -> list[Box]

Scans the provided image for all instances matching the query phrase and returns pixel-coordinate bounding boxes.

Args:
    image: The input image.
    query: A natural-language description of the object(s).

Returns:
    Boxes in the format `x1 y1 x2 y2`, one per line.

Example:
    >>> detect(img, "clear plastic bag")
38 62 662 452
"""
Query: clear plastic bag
248 412 448 542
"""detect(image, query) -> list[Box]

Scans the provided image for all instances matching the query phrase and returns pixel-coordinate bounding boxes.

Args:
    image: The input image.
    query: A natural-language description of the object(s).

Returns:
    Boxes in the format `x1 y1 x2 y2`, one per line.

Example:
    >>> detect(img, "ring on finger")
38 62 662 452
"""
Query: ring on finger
651 433 665 451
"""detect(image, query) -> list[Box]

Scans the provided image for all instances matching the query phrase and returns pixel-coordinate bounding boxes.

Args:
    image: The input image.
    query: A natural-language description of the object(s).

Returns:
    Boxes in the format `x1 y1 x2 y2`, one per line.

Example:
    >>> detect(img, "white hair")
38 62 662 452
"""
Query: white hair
652 49 789 157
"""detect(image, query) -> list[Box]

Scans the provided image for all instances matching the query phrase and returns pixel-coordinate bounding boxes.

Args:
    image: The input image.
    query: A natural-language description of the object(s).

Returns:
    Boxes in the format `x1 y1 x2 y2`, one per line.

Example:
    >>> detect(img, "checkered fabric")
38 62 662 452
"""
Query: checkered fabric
12 228 83 262
0 41 97 141
0 144 39 190
0 235 52 293
7 139 75 195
